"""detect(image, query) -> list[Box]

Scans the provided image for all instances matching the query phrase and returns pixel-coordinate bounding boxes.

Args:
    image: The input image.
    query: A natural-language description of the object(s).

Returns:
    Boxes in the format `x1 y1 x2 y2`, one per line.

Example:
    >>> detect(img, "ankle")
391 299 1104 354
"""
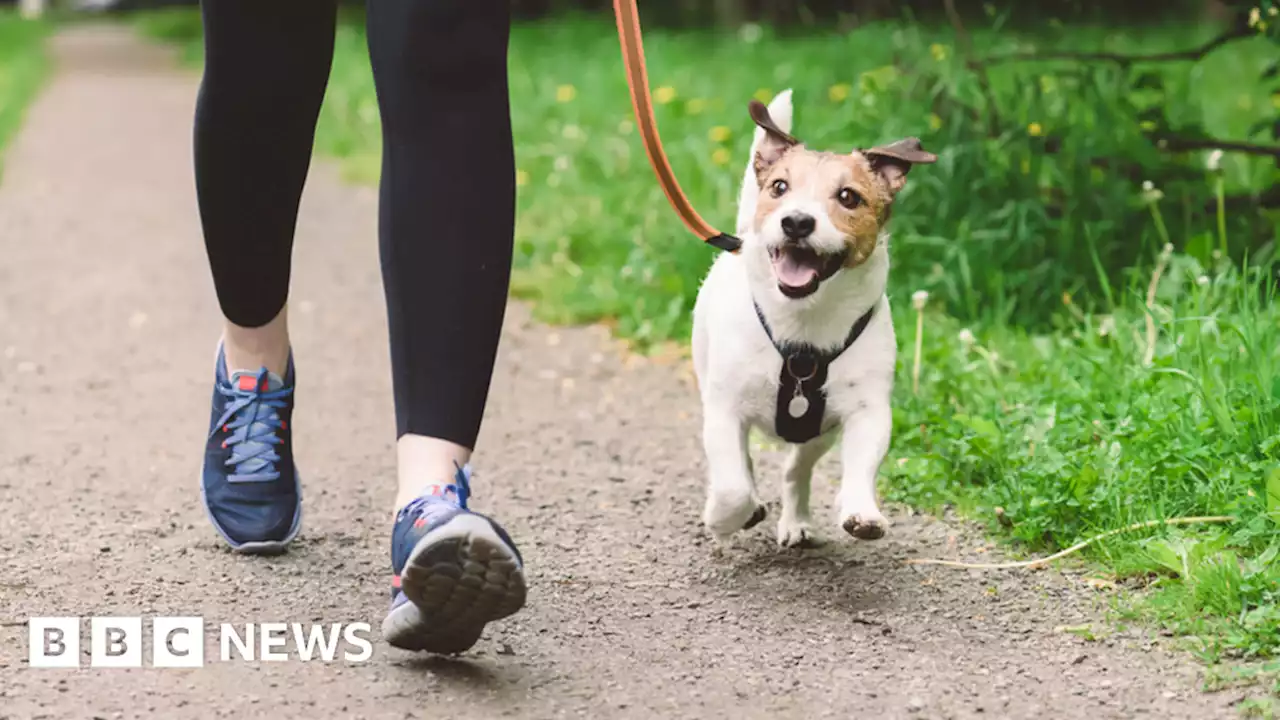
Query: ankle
394 435 472 511
223 306 291 377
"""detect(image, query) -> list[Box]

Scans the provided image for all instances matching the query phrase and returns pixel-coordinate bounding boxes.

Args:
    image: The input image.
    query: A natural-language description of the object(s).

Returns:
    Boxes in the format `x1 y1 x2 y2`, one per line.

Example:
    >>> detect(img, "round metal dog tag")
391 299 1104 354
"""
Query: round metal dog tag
788 394 809 418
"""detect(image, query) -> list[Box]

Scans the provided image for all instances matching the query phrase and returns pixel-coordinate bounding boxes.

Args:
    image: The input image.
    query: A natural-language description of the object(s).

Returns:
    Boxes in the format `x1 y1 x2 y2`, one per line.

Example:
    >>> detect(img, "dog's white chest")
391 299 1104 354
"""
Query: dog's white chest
691 252 896 446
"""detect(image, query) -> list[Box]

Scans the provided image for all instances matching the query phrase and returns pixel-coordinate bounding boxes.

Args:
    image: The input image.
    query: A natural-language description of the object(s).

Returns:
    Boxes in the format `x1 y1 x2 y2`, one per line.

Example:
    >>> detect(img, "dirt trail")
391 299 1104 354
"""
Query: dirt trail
0 25 1244 720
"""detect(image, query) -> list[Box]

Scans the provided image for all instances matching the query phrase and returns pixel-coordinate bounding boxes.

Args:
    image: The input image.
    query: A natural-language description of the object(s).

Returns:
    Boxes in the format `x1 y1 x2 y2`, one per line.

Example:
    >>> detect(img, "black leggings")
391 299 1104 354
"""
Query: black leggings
194 0 515 449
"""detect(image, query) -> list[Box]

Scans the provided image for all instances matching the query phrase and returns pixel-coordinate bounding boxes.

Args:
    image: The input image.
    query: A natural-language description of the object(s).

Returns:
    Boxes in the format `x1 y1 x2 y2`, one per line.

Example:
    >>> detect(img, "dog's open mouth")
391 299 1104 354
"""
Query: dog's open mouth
769 244 847 299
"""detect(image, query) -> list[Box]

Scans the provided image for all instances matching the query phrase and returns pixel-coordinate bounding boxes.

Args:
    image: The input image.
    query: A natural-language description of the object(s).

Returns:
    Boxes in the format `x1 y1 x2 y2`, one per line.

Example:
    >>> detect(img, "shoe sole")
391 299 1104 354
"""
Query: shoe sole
382 513 527 654
199 338 303 556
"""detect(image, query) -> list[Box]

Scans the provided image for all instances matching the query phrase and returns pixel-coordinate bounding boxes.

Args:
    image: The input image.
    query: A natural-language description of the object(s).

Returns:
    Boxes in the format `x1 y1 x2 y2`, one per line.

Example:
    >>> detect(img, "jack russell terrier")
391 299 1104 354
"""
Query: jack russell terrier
691 89 937 548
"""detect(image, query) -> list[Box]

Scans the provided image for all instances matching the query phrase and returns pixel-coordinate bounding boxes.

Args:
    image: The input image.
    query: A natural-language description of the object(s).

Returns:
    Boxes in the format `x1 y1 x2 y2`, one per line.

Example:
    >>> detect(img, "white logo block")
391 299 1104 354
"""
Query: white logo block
28 617 81 668
90 617 143 668
152 617 205 668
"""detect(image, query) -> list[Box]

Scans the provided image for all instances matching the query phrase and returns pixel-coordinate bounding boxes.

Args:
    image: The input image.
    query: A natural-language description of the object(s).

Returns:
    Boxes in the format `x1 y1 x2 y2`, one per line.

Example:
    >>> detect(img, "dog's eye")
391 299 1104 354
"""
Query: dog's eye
836 188 862 209
770 179 789 197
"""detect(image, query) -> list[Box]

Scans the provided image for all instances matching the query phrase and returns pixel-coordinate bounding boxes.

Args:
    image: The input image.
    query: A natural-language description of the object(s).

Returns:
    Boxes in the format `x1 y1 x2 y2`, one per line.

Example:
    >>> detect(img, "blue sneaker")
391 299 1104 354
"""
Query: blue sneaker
200 343 302 555
382 464 527 653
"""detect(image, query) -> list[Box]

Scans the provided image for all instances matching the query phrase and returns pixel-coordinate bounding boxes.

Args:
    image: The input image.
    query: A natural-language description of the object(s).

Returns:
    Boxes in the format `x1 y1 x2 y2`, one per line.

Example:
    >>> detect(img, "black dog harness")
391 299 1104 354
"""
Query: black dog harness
753 302 876 444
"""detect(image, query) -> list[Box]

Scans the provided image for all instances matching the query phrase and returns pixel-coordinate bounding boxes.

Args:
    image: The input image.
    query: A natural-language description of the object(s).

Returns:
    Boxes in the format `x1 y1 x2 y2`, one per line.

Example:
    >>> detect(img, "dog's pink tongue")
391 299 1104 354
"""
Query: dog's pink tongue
772 252 819 288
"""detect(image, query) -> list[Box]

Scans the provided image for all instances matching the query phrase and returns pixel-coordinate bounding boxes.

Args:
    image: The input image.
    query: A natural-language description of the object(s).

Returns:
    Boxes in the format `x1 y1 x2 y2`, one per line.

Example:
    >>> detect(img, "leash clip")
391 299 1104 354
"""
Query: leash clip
614 0 741 254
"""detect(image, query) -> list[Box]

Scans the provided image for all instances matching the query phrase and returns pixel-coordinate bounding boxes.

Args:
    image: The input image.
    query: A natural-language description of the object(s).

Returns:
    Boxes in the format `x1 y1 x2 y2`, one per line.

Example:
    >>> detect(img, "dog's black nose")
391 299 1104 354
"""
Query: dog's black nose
780 213 815 240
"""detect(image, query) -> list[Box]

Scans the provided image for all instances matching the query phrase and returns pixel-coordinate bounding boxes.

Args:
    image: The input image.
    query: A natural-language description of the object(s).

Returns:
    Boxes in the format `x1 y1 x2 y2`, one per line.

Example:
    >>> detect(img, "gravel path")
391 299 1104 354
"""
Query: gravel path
0 25 1242 720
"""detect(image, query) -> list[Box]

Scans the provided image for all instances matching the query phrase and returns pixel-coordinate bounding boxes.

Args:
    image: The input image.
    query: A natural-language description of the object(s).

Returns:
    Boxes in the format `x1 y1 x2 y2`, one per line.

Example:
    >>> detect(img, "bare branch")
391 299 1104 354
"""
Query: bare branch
1150 134 1280 159
976 26 1254 68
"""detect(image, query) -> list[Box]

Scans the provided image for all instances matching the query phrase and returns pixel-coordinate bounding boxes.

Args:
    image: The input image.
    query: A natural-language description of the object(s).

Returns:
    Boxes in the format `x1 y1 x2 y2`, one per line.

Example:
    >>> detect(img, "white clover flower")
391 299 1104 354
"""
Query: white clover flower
1212 249 1223 261
739 23 763 44
1161 243 1174 258
1141 180 1164 204
1098 315 1116 337
912 290 929 310
959 328 975 348
1206 149 1223 172
1196 275 1209 287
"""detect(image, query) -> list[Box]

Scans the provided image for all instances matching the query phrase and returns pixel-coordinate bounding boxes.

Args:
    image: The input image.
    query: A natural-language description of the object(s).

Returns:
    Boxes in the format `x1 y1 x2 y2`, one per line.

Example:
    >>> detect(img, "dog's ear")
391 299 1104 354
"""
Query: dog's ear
749 99 799 181
863 138 937 194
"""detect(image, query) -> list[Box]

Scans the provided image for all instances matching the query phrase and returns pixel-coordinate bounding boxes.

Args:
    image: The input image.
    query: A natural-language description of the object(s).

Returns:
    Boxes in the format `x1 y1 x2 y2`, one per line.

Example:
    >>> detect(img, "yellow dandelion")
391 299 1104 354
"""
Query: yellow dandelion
556 84 576 103
753 88 773 103
708 125 732 143
828 83 851 102
1020 158 1031 174
1139 120 1157 131
654 86 677 104
1027 122 1043 137
928 113 942 131
515 170 529 187
930 43 948 61
686 98 707 115
712 148 731 166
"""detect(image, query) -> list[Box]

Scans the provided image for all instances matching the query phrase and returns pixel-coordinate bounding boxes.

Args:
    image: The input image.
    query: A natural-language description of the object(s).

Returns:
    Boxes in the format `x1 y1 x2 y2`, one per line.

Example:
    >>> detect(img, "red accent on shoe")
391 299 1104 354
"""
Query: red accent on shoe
237 375 258 391
391 575 401 588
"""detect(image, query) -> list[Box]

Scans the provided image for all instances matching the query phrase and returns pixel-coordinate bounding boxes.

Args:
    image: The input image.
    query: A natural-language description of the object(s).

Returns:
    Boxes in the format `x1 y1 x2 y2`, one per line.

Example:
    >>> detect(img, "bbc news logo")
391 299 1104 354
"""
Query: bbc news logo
28 617 373 668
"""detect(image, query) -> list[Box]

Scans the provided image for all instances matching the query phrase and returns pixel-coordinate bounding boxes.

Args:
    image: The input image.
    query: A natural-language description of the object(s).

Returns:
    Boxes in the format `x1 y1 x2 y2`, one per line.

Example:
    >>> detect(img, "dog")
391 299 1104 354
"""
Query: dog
691 89 937 547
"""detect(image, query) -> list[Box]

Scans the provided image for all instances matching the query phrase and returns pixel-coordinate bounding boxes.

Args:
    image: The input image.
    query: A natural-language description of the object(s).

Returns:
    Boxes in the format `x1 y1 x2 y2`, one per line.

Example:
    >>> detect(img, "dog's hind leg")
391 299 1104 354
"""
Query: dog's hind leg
701 409 764 541
777 431 836 548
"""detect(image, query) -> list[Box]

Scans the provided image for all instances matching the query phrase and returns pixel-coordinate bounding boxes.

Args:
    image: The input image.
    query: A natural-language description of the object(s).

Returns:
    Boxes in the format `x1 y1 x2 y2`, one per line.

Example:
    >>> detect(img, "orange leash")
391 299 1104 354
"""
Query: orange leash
613 0 742 253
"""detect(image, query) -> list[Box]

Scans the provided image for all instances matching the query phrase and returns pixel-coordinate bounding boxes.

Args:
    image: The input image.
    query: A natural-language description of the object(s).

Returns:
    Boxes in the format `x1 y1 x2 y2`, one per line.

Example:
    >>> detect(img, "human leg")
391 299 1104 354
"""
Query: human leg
195 0 338 552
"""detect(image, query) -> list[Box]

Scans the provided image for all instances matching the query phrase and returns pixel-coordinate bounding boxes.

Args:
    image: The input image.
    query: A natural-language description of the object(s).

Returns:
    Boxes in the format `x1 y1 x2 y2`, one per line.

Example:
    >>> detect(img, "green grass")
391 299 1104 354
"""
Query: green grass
134 6 1280 693
0 9 52 182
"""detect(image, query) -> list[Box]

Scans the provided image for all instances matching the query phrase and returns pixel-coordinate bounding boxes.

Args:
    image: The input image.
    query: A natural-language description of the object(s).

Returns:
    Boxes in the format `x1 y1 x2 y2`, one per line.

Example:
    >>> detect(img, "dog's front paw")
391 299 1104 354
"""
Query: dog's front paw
703 490 765 540
840 510 888 540
777 517 821 548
